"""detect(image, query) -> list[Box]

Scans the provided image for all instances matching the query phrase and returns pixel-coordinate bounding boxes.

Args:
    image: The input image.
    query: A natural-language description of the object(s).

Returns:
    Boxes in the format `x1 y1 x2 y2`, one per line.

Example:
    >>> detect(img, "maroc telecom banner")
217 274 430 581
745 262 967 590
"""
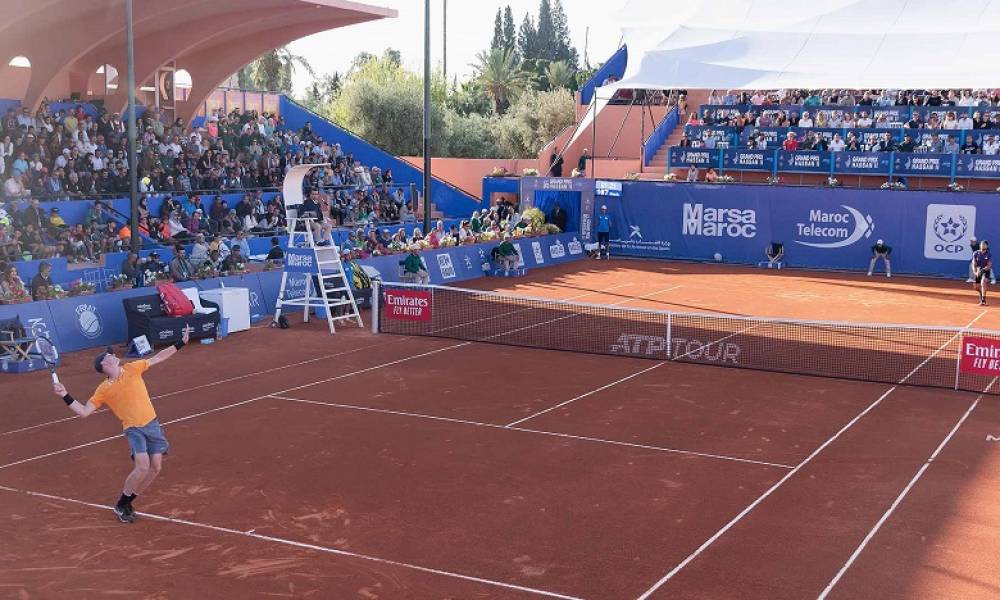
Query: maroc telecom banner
596 181 1000 277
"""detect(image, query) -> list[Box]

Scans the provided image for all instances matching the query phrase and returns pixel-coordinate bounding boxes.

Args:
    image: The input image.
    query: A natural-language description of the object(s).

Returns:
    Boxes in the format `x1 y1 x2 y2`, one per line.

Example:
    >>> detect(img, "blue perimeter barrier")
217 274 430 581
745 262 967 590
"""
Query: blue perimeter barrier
591 180 992 278
0 233 585 354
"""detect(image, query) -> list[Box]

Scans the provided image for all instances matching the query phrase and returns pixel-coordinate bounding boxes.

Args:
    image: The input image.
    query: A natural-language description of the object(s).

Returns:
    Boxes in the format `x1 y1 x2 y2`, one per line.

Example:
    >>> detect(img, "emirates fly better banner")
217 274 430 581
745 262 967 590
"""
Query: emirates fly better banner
384 290 432 321
959 336 1000 376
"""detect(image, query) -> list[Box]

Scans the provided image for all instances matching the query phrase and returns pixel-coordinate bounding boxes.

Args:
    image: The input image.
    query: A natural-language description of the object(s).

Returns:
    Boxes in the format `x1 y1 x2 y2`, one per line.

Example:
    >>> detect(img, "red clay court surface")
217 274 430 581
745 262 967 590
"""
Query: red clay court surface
2 260 999 599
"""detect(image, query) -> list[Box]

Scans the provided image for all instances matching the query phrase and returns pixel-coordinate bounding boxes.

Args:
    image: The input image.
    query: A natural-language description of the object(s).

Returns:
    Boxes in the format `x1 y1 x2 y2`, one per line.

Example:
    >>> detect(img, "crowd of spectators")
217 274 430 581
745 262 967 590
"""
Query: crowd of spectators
680 89 1000 155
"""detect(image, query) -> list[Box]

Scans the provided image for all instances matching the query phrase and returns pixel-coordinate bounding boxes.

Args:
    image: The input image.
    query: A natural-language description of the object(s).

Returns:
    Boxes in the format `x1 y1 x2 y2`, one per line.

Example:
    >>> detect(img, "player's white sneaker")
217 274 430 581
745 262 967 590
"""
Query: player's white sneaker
887 273 891 278
866 272 872 276
967 278 975 283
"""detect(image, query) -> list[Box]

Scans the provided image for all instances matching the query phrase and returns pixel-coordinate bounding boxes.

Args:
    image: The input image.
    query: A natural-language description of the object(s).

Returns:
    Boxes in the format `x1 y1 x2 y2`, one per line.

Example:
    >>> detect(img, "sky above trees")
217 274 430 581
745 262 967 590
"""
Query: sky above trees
287 0 622 95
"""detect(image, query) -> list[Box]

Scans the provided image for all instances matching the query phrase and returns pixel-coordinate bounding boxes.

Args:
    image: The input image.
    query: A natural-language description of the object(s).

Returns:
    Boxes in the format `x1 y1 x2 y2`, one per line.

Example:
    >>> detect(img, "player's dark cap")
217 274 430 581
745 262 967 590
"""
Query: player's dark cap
93 346 114 373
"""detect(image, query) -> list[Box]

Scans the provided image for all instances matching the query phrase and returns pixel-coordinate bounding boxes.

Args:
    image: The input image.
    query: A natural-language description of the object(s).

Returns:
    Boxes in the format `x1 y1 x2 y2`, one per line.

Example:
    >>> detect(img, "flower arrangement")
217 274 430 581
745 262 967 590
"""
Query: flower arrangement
197 262 218 279
42 285 67 300
571 168 584 177
880 181 906 190
664 173 678 181
545 223 562 234
107 274 132 290
947 182 965 192
438 236 457 247
0 287 30 304
522 168 539 176
826 177 841 187
263 259 282 271
521 207 546 231
67 280 96 297
767 175 784 185
490 166 509 177
626 172 641 180
715 175 736 184
478 231 498 241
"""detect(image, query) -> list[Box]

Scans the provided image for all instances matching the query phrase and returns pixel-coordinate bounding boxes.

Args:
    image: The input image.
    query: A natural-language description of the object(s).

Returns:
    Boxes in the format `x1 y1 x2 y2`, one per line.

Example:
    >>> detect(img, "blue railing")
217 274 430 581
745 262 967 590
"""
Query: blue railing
642 107 679 167
669 147 1000 180
697 103 991 121
579 46 628 105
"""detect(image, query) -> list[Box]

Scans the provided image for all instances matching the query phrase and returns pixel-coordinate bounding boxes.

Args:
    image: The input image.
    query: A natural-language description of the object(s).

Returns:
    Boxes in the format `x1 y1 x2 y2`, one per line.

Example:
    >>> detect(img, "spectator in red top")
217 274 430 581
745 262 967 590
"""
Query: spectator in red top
782 132 799 151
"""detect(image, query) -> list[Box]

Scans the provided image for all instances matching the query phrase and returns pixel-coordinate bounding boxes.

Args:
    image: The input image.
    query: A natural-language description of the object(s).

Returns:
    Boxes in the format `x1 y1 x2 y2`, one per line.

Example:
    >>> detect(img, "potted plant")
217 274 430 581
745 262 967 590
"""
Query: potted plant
522 168 539 176
947 182 965 192
664 173 678 181
490 166 509 177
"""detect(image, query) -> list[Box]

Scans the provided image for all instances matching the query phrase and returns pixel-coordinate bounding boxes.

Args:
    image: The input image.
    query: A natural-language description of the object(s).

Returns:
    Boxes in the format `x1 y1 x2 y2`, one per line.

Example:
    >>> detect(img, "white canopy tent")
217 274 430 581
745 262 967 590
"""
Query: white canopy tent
567 0 1000 148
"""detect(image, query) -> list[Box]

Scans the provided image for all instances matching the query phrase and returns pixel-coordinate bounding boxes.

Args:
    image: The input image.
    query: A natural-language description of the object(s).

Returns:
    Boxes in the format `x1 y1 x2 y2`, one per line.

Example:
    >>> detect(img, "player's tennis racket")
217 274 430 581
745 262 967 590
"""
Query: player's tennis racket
33 335 60 384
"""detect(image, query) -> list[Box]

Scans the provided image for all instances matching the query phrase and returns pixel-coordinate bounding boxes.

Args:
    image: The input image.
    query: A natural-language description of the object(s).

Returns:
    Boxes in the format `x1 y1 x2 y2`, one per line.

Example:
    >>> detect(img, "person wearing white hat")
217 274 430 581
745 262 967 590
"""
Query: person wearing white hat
595 204 612 260
868 239 892 278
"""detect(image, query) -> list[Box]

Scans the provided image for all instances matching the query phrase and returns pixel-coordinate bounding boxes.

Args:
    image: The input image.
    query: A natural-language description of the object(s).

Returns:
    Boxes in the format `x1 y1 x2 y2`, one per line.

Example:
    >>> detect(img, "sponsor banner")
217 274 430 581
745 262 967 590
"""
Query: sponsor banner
956 155 1000 179
531 241 545 264
722 149 774 172
283 248 316 273
833 151 891 174
436 253 457 279
669 147 717 167
778 150 832 173
791 205 875 250
924 204 976 261
960 336 1000 376
893 153 954 177
384 290 432 321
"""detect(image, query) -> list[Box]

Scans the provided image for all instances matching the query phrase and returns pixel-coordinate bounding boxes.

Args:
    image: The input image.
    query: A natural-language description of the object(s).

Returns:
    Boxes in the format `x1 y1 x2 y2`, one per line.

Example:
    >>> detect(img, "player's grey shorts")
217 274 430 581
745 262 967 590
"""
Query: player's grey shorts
124 418 170 457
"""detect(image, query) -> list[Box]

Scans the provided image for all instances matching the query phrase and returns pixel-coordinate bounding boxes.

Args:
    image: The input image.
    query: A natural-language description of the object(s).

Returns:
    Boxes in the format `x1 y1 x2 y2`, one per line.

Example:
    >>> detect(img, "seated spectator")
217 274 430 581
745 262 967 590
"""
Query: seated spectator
232 230 251 257
943 135 960 154
169 244 195 282
120 252 143 286
495 234 520 273
705 167 719 183
203 250 223 274
686 164 699 182
782 132 799 151
265 237 284 263
0 263 28 300
898 134 917 153
961 135 981 154
143 251 167 275
401 245 430 284
220 245 246 273
876 132 897 152
984 135 1000 156
30 261 55 301
766 242 784 267
190 234 210 266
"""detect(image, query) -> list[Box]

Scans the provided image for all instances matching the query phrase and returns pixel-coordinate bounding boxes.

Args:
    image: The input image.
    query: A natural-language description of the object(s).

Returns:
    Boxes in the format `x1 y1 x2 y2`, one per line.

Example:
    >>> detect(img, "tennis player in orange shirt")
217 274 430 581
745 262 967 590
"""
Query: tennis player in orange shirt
52 327 190 523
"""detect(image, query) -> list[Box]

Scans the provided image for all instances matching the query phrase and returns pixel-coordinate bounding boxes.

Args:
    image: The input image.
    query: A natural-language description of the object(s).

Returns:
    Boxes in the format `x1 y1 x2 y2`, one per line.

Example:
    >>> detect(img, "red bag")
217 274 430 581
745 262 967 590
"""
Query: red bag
157 282 194 317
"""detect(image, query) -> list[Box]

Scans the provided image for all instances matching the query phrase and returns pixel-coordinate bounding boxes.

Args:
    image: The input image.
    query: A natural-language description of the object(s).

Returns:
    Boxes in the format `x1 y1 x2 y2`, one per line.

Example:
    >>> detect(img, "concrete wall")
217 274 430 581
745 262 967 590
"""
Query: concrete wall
400 157 538 200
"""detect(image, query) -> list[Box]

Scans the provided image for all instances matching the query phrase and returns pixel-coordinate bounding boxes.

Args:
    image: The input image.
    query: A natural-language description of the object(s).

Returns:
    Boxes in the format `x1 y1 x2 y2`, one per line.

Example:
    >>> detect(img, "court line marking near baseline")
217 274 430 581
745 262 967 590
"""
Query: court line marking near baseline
1 283 639 438
0 283 655 468
0 485 582 600
816 377 997 600
633 311 987 600
267 395 793 470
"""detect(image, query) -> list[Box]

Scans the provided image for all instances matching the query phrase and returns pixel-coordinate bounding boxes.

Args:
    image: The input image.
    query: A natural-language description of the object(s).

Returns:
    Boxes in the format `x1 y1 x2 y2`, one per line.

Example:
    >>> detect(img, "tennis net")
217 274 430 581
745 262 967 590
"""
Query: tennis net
373 282 1000 394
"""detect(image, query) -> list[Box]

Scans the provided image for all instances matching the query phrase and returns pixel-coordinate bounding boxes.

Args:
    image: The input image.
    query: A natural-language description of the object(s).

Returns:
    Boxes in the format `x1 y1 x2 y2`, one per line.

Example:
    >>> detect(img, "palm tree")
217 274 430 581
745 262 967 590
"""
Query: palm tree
472 47 529 114
237 47 315 93
545 60 575 90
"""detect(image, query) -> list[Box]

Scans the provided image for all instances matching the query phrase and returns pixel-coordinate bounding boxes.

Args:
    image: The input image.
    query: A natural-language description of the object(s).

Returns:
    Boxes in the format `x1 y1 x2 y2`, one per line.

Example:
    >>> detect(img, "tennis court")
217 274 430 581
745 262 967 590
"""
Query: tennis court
2 260 999 599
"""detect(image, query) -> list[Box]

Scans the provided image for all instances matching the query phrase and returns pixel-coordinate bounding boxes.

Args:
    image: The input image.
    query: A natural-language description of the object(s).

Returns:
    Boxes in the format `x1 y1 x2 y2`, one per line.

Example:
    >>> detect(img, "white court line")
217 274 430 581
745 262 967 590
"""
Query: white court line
504 286 682 427
0 339 399 437
2 283 638 438
816 378 996 600
897 309 986 385
0 485 582 600
0 343 470 471
267 395 793 470
633 311 986 600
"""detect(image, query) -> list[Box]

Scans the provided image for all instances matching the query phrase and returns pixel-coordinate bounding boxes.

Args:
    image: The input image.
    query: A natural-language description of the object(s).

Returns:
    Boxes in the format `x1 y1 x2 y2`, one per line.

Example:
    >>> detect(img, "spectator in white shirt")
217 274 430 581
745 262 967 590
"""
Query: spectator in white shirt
856 112 873 128
16 107 34 129
984 136 1000 155
958 91 976 107
829 133 846 152
942 112 960 130
957 114 974 130
799 111 814 128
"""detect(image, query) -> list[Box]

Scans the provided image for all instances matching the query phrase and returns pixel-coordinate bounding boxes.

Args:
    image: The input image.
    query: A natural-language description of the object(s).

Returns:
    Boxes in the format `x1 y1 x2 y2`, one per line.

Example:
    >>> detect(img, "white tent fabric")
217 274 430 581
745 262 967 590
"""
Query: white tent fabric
566 0 1000 148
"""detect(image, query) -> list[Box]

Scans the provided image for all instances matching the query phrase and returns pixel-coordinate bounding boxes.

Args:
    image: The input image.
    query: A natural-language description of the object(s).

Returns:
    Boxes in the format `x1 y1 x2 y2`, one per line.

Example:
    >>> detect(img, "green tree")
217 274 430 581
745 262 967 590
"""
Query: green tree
491 8 503 49
493 88 575 157
502 7 517 55
535 0 557 61
551 0 579 68
349 51 376 73
300 72 342 113
545 60 575 90
443 111 498 158
446 79 492 116
328 56 447 156
518 14 538 60
472 47 530 114
383 48 402 68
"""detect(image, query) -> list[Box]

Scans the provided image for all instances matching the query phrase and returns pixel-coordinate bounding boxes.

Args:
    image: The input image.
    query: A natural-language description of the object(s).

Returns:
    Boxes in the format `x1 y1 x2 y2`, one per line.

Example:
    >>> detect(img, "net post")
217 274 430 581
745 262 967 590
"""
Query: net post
371 280 380 334
666 312 672 358
954 333 963 391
